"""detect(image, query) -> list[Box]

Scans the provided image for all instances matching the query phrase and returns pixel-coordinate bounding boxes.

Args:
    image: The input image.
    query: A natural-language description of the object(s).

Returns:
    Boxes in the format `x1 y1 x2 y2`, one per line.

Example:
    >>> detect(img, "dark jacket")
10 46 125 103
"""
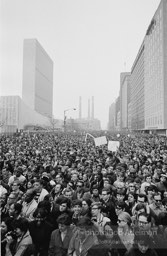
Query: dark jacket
48 227 74 256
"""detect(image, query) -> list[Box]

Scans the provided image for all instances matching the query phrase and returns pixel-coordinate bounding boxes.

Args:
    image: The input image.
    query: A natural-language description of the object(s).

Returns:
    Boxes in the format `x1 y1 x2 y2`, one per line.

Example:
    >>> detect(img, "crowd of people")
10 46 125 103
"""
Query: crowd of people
0 131 167 256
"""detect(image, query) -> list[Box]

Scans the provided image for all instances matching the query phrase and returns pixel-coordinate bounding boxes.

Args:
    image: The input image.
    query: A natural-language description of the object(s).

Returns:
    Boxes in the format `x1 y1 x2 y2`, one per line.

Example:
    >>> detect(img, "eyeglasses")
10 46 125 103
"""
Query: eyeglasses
155 199 161 202
91 207 98 210
117 219 125 223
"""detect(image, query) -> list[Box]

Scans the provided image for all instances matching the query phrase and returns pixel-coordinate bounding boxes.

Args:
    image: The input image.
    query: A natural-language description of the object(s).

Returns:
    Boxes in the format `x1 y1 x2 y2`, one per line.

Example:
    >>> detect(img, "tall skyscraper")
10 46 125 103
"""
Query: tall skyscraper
22 39 53 118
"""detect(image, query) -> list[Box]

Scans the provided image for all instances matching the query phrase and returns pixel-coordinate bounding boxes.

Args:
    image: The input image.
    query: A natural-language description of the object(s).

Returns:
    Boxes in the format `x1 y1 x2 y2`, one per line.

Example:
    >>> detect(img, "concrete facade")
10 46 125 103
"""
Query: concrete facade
22 39 53 118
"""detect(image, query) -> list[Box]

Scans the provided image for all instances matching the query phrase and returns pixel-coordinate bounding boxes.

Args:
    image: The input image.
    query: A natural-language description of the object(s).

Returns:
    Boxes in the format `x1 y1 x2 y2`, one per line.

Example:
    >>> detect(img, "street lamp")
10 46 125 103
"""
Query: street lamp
64 108 76 132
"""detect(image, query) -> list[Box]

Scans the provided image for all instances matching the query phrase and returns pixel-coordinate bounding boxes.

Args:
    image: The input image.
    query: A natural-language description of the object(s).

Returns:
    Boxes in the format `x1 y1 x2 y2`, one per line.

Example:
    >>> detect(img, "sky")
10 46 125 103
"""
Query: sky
1 0 161 129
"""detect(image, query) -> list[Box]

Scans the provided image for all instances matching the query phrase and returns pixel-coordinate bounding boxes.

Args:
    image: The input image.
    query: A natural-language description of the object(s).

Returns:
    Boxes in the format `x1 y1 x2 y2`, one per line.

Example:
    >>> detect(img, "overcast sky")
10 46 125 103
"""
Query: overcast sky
1 0 161 129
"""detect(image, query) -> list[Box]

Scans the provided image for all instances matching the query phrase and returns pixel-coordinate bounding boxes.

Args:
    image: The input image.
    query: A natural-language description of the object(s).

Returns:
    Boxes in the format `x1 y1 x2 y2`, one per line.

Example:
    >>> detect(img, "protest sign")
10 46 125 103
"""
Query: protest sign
108 140 120 152
94 136 107 147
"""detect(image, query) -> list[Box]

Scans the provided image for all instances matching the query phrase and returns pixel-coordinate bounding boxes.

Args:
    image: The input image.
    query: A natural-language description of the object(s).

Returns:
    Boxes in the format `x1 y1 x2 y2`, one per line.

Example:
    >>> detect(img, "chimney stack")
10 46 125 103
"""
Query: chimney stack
91 96 94 119
79 96 82 119
88 98 90 119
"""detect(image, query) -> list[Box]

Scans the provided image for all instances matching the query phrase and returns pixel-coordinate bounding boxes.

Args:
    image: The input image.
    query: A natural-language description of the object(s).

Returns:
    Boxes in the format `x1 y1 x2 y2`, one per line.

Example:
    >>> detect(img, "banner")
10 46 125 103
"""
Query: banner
94 136 107 147
85 133 95 142
108 140 120 152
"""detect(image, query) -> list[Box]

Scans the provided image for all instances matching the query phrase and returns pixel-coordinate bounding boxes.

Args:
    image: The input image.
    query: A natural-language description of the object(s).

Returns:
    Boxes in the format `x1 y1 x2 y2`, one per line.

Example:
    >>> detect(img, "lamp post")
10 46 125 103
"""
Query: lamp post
64 108 76 132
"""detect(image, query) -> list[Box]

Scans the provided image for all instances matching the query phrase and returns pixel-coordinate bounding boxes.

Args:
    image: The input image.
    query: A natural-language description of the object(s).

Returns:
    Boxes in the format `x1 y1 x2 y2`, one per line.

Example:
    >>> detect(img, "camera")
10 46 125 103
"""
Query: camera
5 231 17 240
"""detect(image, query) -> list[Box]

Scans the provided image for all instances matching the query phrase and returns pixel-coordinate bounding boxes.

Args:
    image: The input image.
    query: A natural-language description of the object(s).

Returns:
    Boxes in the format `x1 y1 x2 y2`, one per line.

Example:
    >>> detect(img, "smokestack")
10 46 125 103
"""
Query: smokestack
91 96 94 119
88 98 90 119
79 96 82 119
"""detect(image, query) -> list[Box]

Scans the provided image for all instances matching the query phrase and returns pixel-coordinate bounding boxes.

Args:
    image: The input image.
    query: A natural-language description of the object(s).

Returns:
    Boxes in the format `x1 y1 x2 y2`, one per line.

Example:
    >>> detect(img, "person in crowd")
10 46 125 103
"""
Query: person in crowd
71 199 82 225
113 212 134 256
81 198 92 218
149 192 165 217
8 167 26 187
90 185 101 202
29 207 54 256
33 179 49 203
8 202 22 220
125 233 158 256
125 192 136 216
21 189 38 221
48 213 74 256
68 217 98 256
5 217 33 256
1 217 13 256
9 180 24 203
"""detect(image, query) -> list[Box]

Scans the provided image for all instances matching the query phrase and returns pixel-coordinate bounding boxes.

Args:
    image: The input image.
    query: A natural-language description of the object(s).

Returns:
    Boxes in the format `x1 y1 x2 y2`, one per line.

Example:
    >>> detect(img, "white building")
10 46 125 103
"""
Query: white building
0 96 50 133
22 39 53 118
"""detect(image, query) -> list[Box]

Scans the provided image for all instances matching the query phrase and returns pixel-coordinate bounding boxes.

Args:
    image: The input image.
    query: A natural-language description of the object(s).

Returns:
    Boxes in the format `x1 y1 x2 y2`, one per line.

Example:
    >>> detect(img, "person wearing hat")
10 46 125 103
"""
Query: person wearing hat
156 173 167 193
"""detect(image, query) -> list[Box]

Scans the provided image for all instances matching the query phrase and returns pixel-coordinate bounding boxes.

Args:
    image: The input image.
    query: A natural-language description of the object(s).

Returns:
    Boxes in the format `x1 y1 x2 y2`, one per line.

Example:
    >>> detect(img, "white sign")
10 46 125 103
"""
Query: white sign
108 141 120 152
94 136 107 147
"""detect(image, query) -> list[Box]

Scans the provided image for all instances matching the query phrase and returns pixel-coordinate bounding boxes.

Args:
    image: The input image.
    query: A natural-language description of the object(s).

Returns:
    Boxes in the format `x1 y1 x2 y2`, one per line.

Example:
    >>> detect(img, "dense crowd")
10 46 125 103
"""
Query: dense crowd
0 131 167 256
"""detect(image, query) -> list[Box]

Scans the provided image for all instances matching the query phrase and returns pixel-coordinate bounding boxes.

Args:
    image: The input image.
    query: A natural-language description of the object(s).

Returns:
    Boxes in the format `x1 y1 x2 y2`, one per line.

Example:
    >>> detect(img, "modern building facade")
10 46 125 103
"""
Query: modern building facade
108 102 115 132
0 96 50 133
120 72 131 131
144 0 167 134
108 0 167 135
130 42 145 131
22 39 53 118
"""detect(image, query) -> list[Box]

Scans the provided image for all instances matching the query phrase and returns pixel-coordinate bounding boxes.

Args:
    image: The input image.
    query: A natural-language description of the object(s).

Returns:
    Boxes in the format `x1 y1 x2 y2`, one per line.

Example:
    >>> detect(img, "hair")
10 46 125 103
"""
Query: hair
118 212 132 226
14 203 22 214
13 217 29 233
115 201 127 209
101 188 111 195
138 212 151 223
72 199 82 207
82 198 92 207
138 194 147 202
135 203 146 212
57 213 72 226
38 200 51 213
135 233 151 246
91 202 102 210
1 217 13 232
56 196 71 208
77 216 93 230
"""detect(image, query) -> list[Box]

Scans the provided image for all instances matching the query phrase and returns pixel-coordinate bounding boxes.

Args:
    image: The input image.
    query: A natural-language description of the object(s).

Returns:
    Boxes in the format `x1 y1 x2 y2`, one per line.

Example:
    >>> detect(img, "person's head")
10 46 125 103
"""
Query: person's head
137 194 147 204
24 189 36 203
134 178 141 190
153 193 162 208
12 181 20 191
15 168 22 177
76 181 84 192
33 179 43 192
71 173 78 182
13 217 29 237
128 183 136 193
7 192 18 206
27 179 35 189
54 183 62 194
64 189 73 200
77 216 93 239
163 191 167 198
116 190 126 202
91 185 99 196
72 200 82 215
115 201 126 216
135 233 151 253
82 198 92 211
58 197 70 212
127 192 136 203
145 174 152 184
117 212 132 228
0 217 12 236
91 202 102 218
34 207 48 226
55 174 63 184
101 188 110 202
9 203 22 217
135 203 147 217
145 185 157 196
162 197 167 211
83 173 88 181
160 174 167 183
116 172 125 182
138 212 151 231
57 213 71 232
